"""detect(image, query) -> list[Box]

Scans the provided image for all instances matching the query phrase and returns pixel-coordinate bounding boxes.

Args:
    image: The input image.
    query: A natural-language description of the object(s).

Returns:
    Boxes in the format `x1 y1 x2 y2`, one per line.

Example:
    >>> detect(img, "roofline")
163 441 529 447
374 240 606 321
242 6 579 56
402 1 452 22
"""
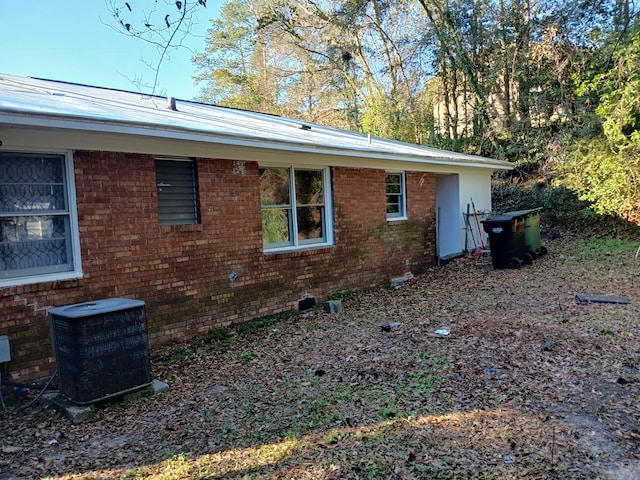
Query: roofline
0 110 514 171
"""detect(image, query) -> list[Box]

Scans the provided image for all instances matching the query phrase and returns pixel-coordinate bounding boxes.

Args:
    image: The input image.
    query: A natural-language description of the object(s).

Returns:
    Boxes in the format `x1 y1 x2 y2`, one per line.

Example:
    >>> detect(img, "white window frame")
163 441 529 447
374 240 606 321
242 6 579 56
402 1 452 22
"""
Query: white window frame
260 165 334 253
0 150 82 288
386 171 407 221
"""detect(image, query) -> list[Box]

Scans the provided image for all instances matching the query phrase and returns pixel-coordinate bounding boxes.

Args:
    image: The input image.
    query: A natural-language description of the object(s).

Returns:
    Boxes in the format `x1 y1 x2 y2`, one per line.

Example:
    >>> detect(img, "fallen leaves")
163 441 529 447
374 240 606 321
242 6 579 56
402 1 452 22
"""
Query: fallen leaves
1 237 639 479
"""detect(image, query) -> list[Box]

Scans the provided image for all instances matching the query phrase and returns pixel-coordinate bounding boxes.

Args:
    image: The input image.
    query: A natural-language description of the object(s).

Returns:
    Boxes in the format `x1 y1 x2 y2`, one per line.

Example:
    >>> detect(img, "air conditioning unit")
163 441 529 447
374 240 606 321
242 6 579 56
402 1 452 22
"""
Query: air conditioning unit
48 298 152 405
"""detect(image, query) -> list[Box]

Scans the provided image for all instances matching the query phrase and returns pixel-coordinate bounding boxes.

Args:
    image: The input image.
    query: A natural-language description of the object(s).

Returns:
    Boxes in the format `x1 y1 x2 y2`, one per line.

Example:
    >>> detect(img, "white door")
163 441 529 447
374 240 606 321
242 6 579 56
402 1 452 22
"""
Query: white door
435 174 462 259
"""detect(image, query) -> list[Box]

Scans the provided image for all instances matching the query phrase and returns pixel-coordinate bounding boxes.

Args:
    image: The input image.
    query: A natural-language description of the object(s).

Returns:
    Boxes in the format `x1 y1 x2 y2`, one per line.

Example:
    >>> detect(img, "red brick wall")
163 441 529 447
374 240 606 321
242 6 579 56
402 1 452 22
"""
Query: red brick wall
0 152 436 380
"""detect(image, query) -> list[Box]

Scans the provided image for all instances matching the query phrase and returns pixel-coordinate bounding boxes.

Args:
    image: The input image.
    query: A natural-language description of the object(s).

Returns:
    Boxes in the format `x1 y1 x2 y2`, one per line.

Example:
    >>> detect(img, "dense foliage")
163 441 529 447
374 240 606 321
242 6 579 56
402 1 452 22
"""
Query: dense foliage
556 22 640 224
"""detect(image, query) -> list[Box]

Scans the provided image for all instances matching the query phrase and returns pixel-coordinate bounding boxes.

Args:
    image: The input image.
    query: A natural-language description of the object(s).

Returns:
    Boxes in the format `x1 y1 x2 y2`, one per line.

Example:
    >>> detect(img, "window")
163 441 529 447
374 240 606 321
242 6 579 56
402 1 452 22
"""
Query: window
259 166 333 251
155 158 200 226
386 172 407 220
0 152 81 286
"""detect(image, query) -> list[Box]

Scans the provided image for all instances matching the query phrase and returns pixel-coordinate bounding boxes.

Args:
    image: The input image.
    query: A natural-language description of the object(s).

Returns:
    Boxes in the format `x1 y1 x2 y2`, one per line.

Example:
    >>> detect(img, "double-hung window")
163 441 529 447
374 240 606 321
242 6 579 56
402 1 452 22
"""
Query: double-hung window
155 158 200 226
386 172 407 220
259 166 333 251
0 152 81 286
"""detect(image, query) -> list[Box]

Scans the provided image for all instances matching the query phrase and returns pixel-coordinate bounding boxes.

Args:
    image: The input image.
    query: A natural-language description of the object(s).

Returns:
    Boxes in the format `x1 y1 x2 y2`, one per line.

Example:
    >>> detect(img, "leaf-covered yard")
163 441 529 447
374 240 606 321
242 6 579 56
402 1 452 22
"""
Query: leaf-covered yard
1 237 639 479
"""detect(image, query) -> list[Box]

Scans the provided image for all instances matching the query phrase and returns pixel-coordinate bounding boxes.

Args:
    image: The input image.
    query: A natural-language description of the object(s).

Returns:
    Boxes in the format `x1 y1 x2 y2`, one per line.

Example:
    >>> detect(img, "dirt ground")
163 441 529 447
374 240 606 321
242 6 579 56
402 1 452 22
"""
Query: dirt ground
1 236 639 479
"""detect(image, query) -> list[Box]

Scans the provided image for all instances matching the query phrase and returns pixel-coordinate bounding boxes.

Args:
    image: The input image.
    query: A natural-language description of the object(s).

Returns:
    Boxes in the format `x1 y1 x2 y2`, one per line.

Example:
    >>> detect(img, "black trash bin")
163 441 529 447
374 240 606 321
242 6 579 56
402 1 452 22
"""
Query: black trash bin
482 214 526 269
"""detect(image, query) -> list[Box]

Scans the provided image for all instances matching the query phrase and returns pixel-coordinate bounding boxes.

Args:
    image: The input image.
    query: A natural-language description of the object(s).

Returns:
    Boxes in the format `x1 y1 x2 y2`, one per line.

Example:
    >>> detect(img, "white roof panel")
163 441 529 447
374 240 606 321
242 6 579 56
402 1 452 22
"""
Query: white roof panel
0 74 512 170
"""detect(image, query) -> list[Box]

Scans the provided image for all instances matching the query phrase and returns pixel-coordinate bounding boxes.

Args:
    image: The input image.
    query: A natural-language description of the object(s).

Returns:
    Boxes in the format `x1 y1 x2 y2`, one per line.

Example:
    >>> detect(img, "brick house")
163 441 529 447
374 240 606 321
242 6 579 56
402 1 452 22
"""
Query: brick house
0 74 512 380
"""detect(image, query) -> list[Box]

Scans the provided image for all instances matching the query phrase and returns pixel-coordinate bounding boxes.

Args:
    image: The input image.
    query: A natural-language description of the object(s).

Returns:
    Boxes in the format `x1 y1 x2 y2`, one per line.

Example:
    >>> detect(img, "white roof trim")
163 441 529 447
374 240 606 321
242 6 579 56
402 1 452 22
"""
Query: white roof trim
0 74 513 171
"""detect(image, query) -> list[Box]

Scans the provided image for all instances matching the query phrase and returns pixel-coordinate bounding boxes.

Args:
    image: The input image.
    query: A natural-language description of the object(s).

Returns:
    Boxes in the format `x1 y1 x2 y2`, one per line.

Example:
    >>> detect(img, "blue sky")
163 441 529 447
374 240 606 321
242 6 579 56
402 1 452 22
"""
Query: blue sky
0 1 218 100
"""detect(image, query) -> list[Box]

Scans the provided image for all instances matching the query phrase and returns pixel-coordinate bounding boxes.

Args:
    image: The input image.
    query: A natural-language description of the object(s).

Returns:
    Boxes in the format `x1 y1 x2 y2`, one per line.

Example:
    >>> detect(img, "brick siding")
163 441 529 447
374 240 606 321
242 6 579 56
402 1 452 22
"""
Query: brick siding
0 152 436 380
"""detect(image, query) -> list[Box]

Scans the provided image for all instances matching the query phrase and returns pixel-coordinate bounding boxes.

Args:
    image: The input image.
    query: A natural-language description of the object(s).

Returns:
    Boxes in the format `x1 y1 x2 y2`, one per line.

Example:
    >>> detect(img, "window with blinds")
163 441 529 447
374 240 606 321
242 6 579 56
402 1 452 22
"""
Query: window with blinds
155 158 200 226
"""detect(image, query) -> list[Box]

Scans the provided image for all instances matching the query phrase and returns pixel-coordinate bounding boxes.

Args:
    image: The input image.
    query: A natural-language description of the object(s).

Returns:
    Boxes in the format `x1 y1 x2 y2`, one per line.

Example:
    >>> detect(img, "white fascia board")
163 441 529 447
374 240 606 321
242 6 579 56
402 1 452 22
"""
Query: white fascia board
0 113 513 173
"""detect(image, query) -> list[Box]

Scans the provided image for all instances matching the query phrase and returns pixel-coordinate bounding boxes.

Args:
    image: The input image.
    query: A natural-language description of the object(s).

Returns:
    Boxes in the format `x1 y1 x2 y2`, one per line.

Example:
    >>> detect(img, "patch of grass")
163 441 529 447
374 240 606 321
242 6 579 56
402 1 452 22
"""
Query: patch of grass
499 427 514 441
326 385 358 402
323 428 347 445
569 237 639 261
237 350 257 362
234 310 297 335
120 468 144 479
254 437 305 463
438 392 453 407
141 385 156 397
552 462 568 473
419 349 448 366
410 459 469 479
168 345 197 363
163 453 192 479
201 326 234 348
146 437 307 479
622 358 636 368
120 398 136 408
325 289 359 301
412 370 442 396
474 473 497 480
305 398 332 427
374 406 404 421
200 408 218 422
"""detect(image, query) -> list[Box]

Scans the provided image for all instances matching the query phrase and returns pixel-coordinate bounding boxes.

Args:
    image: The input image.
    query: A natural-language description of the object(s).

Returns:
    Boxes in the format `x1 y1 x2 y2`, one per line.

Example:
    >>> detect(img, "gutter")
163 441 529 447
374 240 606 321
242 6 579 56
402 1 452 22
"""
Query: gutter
0 110 513 171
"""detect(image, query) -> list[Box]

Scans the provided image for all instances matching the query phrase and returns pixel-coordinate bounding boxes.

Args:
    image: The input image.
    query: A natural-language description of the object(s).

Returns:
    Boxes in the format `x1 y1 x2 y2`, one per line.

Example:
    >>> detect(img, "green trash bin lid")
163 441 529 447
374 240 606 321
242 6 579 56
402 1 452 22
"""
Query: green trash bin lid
503 207 542 218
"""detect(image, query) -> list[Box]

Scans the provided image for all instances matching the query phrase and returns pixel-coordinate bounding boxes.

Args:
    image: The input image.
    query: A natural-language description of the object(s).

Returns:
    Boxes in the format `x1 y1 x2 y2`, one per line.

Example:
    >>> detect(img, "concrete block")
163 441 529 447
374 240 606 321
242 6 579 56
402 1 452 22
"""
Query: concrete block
42 379 169 424
323 300 343 313
43 393 94 424
151 378 170 393
122 379 168 402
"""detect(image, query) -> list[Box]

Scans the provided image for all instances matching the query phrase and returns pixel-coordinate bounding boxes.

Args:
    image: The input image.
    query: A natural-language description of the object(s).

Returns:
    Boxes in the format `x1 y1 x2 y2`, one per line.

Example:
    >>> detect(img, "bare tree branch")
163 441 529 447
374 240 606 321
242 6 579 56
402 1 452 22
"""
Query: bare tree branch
105 0 206 95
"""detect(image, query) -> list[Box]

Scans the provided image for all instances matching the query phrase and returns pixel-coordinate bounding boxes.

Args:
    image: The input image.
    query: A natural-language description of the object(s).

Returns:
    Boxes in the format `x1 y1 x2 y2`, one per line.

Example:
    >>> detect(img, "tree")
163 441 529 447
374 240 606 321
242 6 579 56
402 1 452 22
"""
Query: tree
193 0 433 140
192 0 268 110
415 0 610 154
106 0 207 94
556 19 640 222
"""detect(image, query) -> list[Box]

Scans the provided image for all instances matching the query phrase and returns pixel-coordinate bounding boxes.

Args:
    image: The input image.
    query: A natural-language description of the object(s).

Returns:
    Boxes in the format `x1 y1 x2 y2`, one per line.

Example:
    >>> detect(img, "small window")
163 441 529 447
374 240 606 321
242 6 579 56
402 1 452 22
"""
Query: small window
260 166 333 251
0 152 82 286
386 172 407 220
155 158 200 226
